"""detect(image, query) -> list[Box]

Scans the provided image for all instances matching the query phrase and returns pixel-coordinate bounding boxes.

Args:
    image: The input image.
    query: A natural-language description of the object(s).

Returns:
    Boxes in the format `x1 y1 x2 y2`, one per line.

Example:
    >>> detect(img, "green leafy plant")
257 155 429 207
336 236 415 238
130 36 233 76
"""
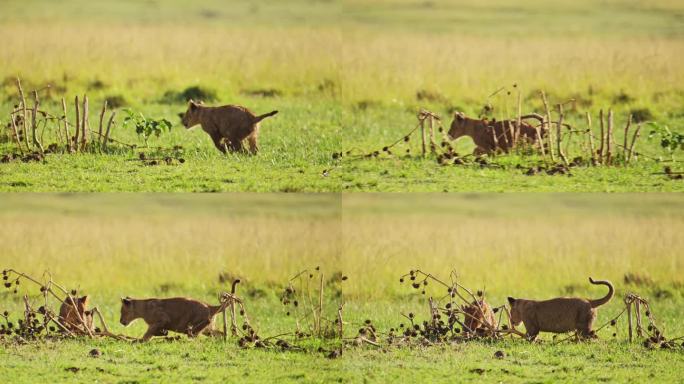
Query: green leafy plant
122 109 172 147
648 122 684 160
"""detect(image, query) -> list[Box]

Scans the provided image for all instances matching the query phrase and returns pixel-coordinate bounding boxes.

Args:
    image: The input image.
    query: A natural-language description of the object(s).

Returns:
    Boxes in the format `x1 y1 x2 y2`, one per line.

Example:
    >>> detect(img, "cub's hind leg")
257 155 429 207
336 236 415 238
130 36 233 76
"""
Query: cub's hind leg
247 132 259 154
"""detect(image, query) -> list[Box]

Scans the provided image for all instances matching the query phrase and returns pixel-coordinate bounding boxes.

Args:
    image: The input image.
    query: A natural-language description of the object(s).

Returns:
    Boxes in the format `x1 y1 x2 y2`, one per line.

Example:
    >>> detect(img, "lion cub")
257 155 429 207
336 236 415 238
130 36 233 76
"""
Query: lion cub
58 295 93 334
180 100 278 154
462 299 498 335
448 111 542 155
119 296 226 341
508 278 614 341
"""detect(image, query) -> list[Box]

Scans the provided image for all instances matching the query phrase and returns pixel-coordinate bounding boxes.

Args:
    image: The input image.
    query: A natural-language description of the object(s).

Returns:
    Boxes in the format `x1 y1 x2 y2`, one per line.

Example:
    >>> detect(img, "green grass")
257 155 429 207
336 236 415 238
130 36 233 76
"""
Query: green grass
341 105 684 192
338 193 684 382
2 194 684 382
0 194 343 383
2 0 683 191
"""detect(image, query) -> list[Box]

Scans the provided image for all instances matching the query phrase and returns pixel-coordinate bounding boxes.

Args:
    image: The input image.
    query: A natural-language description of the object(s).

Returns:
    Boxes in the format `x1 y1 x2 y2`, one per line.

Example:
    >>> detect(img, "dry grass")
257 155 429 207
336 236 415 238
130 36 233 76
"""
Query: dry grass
0 23 341 99
0 194 341 293
341 31 684 105
341 194 684 299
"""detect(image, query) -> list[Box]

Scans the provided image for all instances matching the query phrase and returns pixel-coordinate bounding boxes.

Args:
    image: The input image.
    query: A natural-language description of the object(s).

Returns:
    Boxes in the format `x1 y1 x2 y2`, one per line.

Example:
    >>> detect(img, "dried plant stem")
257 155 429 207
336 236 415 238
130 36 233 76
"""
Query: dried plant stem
9 113 24 154
623 114 632 161
337 304 344 339
626 299 633 342
628 124 642 163
98 100 108 146
317 273 324 336
515 89 522 147
586 112 596 164
541 91 555 161
606 109 614 165
428 115 437 154
30 91 44 153
74 96 80 151
556 104 568 165
81 95 89 151
420 116 427 157
16 78 31 151
103 111 117 150
61 98 72 152
598 109 605 163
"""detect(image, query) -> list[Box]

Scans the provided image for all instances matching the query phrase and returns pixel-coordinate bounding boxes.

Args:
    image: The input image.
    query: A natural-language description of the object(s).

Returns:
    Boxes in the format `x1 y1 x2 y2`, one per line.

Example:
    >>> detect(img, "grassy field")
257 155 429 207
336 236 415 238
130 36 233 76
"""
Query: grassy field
0 0 341 192
340 194 684 382
1 194 683 382
1 0 682 191
0 194 345 382
339 0 684 191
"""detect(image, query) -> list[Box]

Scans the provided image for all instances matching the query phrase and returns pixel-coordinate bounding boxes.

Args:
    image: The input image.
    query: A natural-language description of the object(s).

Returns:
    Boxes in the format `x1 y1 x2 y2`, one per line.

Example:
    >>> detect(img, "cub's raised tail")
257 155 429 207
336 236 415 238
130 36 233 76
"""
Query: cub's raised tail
588 277 614 308
254 110 278 123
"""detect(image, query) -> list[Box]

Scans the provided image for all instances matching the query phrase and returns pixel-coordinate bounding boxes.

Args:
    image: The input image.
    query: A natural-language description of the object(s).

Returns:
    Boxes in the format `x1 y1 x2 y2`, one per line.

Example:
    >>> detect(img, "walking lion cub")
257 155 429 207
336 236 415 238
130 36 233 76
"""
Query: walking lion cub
448 111 543 155
507 277 614 341
119 296 228 341
180 100 278 154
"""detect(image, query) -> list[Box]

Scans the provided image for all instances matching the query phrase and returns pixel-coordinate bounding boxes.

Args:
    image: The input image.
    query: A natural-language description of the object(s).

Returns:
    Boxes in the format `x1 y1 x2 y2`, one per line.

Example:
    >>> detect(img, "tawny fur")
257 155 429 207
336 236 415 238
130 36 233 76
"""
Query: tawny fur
448 111 543 155
508 278 614 341
119 296 226 341
58 295 93 333
462 299 498 335
181 100 278 154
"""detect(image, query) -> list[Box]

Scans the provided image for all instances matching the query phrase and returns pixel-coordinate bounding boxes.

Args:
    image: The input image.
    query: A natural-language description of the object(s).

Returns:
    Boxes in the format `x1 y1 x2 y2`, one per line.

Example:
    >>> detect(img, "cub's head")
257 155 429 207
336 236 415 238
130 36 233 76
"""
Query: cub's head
507 297 523 326
462 300 488 333
448 112 467 140
180 100 203 129
120 297 136 326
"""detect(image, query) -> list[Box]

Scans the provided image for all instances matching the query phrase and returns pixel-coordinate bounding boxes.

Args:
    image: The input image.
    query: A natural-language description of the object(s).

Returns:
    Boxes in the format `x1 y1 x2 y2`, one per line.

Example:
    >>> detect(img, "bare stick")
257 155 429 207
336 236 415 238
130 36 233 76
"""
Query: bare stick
428 115 437 154
541 91 555 161
598 109 605 163
628 124 642 163
9 113 24 154
31 91 44 153
61 98 72 152
515 88 522 147
586 112 596 164
317 272 324 336
635 299 643 337
420 115 426 157
103 111 116 150
81 95 89 151
337 304 344 339
556 104 568 165
229 280 240 336
16 78 31 150
97 99 108 147
606 109 614 165
627 299 633 342
74 96 80 151
623 114 632 162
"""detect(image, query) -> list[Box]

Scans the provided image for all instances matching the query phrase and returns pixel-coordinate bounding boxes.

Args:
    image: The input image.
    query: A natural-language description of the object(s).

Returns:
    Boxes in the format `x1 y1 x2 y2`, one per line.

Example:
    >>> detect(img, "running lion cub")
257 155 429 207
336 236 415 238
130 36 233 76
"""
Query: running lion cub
507 277 614 341
180 100 278 154
120 296 228 341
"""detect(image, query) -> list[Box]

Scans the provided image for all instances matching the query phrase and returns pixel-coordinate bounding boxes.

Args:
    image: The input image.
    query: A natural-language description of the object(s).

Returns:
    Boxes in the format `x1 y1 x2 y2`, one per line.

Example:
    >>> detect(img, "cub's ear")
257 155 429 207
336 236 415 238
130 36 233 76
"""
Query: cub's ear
454 112 465 121
121 297 131 305
507 297 516 305
80 295 89 304
461 305 468 311
177 112 184 119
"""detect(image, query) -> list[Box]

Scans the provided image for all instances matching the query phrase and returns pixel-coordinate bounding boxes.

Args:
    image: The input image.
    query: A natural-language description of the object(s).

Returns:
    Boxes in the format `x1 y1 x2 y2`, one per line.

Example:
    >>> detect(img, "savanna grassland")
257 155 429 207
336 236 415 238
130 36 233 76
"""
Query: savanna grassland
340 0 684 191
0 194 346 382
0 0 342 192
340 194 684 382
